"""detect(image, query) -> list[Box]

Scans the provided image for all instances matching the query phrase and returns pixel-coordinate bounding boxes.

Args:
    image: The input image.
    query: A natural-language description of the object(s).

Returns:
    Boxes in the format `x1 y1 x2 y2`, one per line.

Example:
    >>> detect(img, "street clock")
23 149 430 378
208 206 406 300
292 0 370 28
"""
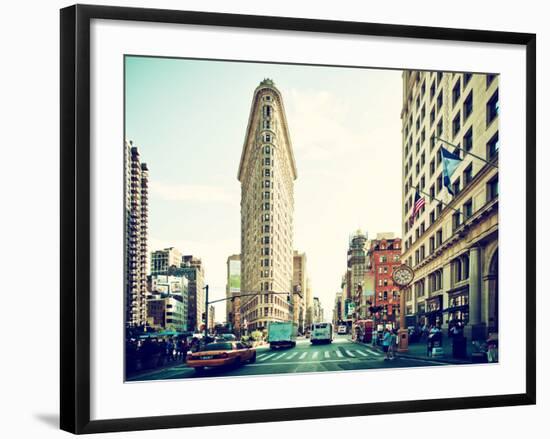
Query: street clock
392 264 414 287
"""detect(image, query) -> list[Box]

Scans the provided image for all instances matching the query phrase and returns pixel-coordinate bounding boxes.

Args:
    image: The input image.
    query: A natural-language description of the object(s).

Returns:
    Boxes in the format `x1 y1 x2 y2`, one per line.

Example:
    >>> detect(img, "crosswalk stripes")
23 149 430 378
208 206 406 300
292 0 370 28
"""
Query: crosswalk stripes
364 347 382 357
254 348 379 363
258 353 277 362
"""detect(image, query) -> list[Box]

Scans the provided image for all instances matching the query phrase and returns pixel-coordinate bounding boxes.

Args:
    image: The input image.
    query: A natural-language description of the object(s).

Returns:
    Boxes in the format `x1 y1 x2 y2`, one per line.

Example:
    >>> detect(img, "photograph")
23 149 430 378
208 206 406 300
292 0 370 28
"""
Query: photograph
123 56 500 382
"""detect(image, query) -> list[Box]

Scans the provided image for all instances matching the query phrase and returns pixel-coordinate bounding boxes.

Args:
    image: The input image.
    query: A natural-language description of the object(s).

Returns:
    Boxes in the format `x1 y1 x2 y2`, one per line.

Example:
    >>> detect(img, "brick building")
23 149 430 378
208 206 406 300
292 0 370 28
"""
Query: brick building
369 233 402 325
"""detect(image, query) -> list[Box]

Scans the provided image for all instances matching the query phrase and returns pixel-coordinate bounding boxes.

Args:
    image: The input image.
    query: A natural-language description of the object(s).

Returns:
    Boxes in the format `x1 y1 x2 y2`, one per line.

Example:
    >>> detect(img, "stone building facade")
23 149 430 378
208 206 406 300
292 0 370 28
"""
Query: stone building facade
400 70 499 341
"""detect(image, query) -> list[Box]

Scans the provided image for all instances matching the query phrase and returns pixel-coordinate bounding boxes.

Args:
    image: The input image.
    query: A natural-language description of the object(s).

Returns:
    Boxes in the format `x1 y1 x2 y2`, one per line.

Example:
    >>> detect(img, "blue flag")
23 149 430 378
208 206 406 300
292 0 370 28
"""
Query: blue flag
441 147 461 195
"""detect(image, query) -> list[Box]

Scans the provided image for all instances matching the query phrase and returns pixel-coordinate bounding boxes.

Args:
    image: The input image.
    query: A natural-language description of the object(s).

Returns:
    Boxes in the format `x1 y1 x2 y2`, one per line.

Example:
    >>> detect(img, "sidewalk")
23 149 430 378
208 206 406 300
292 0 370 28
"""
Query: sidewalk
352 334 473 365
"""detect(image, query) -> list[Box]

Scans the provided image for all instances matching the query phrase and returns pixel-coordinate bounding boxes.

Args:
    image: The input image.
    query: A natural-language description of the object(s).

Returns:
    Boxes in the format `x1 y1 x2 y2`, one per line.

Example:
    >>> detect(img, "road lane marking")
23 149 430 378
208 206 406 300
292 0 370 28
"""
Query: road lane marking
336 350 344 358
257 353 268 359
364 348 382 357
345 350 355 357
299 352 308 360
273 353 287 360
258 353 277 362
324 351 330 359
356 350 368 357
286 352 298 359
312 351 319 359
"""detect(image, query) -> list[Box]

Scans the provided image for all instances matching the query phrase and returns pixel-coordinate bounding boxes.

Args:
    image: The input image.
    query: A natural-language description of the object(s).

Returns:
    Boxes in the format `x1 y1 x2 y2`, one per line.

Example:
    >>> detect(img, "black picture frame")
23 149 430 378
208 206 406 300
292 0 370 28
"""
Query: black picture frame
60 4 536 434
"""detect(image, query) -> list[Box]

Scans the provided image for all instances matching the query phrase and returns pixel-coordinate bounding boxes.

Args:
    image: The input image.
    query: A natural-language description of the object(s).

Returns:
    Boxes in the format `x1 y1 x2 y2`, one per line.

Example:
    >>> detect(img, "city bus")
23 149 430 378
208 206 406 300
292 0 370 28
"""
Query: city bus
310 322 333 344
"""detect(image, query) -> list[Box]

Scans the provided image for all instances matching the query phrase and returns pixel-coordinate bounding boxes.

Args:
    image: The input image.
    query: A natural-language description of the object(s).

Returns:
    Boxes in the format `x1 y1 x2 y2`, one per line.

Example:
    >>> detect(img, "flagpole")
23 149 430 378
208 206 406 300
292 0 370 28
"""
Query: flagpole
411 185 464 217
435 136 499 169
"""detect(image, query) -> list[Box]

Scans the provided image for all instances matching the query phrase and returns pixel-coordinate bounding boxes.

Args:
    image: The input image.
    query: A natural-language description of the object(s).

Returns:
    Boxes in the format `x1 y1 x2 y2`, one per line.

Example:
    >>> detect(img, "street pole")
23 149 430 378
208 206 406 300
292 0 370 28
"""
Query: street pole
203 284 209 339
397 286 409 353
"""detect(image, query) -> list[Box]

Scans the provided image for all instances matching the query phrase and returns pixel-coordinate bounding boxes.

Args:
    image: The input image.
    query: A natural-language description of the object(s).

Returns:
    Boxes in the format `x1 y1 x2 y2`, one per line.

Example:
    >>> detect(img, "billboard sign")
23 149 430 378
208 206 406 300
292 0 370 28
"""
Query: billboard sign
229 259 241 293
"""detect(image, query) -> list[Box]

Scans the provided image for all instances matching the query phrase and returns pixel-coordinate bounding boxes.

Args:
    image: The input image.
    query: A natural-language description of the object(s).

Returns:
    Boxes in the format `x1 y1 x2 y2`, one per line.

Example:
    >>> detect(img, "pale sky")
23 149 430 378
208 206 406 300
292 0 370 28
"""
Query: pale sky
125 56 403 322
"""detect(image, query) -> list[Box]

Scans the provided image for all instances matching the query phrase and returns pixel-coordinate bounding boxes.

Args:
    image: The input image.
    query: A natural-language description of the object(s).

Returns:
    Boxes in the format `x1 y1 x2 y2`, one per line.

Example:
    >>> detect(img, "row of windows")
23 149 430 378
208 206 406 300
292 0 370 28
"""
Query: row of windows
403 80 498 189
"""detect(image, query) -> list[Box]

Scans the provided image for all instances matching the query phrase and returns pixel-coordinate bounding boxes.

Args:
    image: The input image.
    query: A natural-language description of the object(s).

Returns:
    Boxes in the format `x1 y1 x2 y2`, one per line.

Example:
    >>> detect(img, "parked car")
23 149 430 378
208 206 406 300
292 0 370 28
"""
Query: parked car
186 341 256 372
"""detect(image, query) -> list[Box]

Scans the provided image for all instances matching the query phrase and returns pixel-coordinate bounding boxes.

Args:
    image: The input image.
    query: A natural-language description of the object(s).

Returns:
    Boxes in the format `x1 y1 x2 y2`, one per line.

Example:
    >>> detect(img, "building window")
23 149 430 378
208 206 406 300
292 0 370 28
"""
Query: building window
437 91 443 110
487 131 499 159
430 81 436 99
429 159 435 176
429 236 435 253
436 228 443 247
463 73 472 87
463 164 473 186
463 126 473 152
429 210 435 225
430 133 436 150
487 89 499 125
437 173 443 192
452 80 461 106
452 211 461 231
463 199 473 219
452 113 461 137
264 180 270 188
486 73 497 87
437 119 443 136
265 134 271 143
463 91 473 120
437 71 443 84
488 177 499 201
452 177 461 196
430 108 435 125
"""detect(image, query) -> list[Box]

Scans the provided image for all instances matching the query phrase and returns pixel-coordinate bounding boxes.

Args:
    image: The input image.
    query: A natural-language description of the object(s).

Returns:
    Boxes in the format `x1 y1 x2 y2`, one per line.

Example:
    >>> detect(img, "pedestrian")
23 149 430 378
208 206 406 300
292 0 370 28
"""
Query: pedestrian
382 328 392 360
372 328 378 347
427 325 434 357
388 329 397 360
487 333 498 363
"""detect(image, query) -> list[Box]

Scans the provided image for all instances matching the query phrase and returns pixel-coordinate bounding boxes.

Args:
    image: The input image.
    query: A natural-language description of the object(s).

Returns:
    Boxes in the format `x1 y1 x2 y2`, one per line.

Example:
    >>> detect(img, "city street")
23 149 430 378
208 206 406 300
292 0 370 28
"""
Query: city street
127 335 448 381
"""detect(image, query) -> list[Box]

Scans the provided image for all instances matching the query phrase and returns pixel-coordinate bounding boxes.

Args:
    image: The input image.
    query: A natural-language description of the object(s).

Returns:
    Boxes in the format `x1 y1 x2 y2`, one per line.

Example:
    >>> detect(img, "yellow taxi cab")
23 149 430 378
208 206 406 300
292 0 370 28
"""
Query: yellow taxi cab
186 341 256 371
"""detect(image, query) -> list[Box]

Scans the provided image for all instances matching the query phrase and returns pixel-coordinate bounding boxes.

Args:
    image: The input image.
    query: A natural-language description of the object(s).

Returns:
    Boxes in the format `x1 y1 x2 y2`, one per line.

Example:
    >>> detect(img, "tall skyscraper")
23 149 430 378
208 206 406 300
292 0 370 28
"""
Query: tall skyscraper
347 229 368 321
400 71 499 341
125 140 149 328
292 251 307 333
238 79 298 331
181 255 205 332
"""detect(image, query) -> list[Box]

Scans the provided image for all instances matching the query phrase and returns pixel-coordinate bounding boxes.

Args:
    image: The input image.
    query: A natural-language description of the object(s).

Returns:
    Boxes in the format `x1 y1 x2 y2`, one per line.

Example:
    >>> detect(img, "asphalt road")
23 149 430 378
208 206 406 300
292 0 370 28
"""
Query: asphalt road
128 335 447 382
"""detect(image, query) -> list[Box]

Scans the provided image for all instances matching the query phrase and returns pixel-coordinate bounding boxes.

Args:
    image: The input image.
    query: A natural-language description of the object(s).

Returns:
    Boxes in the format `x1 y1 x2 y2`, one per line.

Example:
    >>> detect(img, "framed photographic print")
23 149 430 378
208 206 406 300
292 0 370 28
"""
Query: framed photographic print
60 4 536 434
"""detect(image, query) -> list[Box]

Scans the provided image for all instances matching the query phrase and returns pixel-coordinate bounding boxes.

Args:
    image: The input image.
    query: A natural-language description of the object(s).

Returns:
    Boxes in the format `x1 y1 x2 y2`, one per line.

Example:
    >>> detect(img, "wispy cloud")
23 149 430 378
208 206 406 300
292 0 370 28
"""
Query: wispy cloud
285 88 368 161
150 181 238 205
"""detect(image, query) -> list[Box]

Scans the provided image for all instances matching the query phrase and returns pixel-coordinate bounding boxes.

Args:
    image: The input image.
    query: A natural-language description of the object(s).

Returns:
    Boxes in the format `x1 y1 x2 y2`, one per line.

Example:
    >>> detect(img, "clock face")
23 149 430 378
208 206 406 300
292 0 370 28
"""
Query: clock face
392 265 414 286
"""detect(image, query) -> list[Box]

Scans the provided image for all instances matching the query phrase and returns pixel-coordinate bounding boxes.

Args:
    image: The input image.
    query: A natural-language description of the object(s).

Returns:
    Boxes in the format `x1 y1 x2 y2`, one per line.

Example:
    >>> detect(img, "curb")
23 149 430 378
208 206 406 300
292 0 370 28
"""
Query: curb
350 339 471 365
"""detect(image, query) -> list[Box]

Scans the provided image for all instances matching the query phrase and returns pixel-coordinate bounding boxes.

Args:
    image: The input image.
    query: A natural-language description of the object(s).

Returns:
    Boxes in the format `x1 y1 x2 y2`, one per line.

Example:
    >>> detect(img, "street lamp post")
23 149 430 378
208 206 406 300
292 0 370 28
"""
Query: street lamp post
203 284 209 338
392 264 414 353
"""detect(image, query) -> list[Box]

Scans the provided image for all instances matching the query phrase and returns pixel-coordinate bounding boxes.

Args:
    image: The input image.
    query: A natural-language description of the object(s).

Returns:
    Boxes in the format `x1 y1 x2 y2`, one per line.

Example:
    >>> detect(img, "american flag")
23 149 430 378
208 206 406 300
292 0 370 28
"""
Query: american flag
409 188 425 225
